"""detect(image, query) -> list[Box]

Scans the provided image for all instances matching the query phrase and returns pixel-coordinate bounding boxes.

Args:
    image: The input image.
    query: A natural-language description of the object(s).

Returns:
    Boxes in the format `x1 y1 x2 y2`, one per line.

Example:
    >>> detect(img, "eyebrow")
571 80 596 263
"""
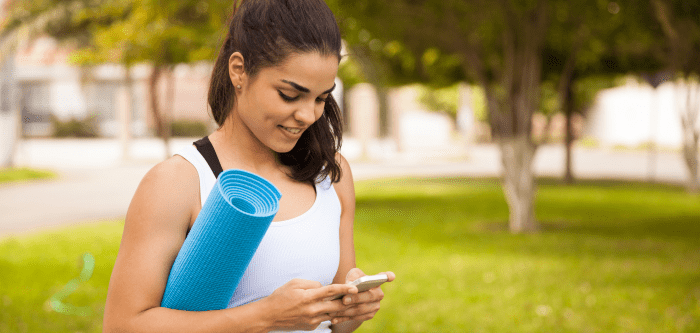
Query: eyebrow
281 80 336 95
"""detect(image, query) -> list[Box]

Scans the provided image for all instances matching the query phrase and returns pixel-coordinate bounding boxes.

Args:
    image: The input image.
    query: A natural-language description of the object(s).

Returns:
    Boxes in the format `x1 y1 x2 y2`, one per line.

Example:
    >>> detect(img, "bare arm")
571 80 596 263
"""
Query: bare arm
329 155 396 333
103 157 357 333
331 154 358 288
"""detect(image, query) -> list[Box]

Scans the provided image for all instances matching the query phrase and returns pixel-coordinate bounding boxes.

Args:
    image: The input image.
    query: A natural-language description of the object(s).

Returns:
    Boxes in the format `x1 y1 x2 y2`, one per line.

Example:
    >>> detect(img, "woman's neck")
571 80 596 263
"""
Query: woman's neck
210 115 281 176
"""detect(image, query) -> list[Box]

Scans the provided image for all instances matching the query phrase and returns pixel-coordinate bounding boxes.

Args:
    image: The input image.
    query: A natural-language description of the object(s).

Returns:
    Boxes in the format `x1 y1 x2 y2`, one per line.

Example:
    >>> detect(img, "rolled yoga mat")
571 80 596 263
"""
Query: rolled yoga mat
161 169 281 311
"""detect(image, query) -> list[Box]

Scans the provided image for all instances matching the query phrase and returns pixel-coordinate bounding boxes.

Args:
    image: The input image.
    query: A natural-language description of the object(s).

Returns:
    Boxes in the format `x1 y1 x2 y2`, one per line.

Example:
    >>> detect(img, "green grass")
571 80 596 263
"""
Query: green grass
0 221 122 332
0 168 56 184
0 178 699 332
355 178 700 332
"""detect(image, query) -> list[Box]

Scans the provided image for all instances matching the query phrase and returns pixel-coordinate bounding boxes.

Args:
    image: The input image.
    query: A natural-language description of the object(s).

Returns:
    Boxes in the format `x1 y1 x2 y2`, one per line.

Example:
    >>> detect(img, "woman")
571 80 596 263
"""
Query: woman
103 0 394 332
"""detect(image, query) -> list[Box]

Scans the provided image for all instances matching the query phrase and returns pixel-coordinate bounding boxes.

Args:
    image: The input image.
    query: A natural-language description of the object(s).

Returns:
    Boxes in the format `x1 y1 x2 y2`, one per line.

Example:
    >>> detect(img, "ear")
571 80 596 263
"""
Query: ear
228 52 246 88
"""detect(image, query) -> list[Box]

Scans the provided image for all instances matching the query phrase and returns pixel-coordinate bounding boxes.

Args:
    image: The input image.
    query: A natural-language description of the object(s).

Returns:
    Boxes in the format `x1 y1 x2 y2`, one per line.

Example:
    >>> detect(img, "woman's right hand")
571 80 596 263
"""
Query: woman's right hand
260 279 358 331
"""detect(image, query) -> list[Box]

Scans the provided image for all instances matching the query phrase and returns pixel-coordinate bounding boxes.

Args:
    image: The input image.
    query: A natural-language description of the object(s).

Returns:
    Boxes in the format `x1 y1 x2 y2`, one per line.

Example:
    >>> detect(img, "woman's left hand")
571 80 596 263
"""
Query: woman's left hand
330 268 396 325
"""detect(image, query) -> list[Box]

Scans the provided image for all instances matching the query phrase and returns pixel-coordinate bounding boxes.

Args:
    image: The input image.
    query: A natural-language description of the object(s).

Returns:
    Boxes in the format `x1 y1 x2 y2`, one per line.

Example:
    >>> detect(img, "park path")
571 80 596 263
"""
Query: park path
0 139 688 239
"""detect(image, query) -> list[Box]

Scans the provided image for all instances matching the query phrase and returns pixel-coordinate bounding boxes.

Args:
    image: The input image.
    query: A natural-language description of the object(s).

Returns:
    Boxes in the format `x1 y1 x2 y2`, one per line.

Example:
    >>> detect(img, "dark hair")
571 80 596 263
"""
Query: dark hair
208 0 343 184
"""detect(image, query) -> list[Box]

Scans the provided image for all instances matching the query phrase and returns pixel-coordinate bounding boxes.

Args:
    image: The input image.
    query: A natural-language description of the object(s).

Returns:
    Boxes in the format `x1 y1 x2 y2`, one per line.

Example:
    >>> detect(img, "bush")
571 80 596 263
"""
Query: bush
170 120 209 137
51 115 98 138
0 168 56 184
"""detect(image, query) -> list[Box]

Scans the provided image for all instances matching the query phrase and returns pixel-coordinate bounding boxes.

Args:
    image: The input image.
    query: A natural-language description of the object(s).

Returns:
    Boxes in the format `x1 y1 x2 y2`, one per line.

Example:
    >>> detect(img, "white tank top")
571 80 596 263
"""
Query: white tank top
175 145 340 333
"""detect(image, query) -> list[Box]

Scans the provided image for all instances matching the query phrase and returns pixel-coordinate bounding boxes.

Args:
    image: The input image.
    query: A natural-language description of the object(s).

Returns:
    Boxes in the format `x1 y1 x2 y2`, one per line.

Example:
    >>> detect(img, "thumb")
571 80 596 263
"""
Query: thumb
345 268 366 284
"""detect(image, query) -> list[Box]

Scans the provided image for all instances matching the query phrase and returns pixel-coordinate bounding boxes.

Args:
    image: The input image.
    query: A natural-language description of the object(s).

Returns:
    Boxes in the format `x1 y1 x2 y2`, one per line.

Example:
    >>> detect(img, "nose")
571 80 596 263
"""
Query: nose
294 100 320 125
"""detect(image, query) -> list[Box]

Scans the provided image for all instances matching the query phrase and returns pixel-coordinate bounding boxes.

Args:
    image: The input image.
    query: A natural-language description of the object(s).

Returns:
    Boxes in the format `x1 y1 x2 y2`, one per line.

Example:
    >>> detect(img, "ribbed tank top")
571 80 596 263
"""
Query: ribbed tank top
174 141 341 333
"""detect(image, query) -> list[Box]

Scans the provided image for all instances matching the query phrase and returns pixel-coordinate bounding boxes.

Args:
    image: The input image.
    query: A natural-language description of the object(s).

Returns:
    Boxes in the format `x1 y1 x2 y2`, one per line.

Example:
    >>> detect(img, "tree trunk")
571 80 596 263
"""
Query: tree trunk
679 81 699 193
1 57 19 168
683 138 699 193
485 0 546 233
350 44 394 144
148 64 171 160
564 111 574 184
562 77 575 184
558 58 577 184
164 67 176 159
377 85 389 138
118 67 133 162
500 135 538 233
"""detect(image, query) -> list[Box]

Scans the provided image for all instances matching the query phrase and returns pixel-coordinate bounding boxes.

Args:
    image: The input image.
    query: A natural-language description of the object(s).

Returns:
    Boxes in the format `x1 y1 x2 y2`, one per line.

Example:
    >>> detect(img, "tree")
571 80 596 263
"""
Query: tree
72 0 230 158
338 38 394 149
1 0 231 159
332 0 674 232
650 0 700 193
0 0 115 166
335 17 465 153
542 0 664 184
332 0 553 232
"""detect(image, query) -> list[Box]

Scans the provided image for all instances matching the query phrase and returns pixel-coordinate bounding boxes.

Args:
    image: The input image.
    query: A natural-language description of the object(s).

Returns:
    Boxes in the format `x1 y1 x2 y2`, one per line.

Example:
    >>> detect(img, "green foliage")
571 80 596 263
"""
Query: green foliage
1 0 231 66
337 56 367 89
537 75 617 119
0 168 56 184
417 84 489 122
64 0 230 66
539 81 560 117
51 115 99 138
417 84 459 119
539 73 619 119
572 75 618 113
650 0 700 77
170 119 209 138
544 0 663 77
330 1 465 89
470 85 488 122
1 179 699 332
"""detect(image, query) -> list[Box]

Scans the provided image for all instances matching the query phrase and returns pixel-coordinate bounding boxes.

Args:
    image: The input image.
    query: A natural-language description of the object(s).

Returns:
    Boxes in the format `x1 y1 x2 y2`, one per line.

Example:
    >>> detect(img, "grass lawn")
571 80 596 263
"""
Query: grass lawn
0 168 56 184
0 177 698 332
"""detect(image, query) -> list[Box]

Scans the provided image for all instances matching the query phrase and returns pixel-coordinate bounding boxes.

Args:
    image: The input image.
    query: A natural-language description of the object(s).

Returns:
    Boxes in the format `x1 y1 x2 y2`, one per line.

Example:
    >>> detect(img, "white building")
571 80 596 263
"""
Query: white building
585 79 700 150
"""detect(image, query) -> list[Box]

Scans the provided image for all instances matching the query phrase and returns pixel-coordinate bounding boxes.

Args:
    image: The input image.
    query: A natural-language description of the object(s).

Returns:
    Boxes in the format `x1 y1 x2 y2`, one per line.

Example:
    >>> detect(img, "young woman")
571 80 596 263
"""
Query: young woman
103 0 395 332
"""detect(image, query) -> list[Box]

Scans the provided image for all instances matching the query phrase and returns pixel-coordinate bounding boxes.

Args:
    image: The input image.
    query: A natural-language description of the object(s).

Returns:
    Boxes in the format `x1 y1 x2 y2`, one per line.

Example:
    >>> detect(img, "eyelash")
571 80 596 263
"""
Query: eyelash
278 90 328 103
278 91 298 102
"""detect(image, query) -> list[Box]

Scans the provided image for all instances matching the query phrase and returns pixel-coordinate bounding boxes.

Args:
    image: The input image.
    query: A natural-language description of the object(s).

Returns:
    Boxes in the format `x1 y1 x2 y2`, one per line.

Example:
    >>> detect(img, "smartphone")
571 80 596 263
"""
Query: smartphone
330 274 388 300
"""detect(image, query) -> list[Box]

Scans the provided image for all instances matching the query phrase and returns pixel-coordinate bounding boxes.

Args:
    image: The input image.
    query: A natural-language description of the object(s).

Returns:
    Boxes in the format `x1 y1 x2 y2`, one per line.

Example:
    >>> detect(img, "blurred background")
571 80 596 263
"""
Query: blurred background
0 0 698 332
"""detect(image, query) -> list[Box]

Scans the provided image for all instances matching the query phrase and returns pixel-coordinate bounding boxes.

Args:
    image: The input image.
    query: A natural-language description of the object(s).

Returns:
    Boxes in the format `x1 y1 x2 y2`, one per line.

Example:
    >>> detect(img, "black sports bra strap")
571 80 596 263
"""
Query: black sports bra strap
193 136 224 179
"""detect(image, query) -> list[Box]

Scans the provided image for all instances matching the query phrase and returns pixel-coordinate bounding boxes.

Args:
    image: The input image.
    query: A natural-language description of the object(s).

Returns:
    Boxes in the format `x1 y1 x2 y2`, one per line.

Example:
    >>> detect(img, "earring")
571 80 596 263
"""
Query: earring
236 85 241 89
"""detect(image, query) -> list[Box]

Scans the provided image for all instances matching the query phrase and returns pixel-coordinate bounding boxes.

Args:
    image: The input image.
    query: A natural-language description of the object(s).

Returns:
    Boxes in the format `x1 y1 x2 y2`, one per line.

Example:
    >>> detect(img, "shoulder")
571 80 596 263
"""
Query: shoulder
333 153 355 211
127 155 200 232
139 155 199 195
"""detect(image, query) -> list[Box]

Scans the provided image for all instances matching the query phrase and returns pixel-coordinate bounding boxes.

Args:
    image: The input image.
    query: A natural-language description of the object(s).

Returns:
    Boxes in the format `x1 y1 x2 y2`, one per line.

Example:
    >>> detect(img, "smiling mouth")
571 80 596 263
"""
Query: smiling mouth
279 125 302 134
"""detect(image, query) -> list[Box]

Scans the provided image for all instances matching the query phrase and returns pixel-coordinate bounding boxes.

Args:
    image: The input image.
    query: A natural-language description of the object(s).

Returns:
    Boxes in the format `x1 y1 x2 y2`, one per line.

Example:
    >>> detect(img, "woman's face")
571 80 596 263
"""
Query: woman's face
233 52 339 153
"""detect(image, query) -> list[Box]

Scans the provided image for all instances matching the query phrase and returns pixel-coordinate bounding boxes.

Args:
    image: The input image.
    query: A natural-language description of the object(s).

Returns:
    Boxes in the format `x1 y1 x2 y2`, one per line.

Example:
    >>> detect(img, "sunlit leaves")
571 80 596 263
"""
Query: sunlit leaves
2 0 232 67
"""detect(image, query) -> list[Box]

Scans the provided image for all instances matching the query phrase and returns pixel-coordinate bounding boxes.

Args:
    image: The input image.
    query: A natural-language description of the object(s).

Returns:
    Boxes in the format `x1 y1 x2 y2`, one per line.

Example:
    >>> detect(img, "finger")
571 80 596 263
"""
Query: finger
348 303 382 322
314 283 358 301
343 286 384 305
380 271 396 282
317 312 333 323
326 303 358 317
292 278 324 290
335 302 378 318
322 299 358 314
345 267 366 283
330 316 352 325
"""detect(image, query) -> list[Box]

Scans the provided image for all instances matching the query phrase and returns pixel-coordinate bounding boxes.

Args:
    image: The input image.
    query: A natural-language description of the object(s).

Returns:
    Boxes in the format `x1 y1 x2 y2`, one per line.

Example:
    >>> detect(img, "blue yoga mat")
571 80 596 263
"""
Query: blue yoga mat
161 169 281 311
